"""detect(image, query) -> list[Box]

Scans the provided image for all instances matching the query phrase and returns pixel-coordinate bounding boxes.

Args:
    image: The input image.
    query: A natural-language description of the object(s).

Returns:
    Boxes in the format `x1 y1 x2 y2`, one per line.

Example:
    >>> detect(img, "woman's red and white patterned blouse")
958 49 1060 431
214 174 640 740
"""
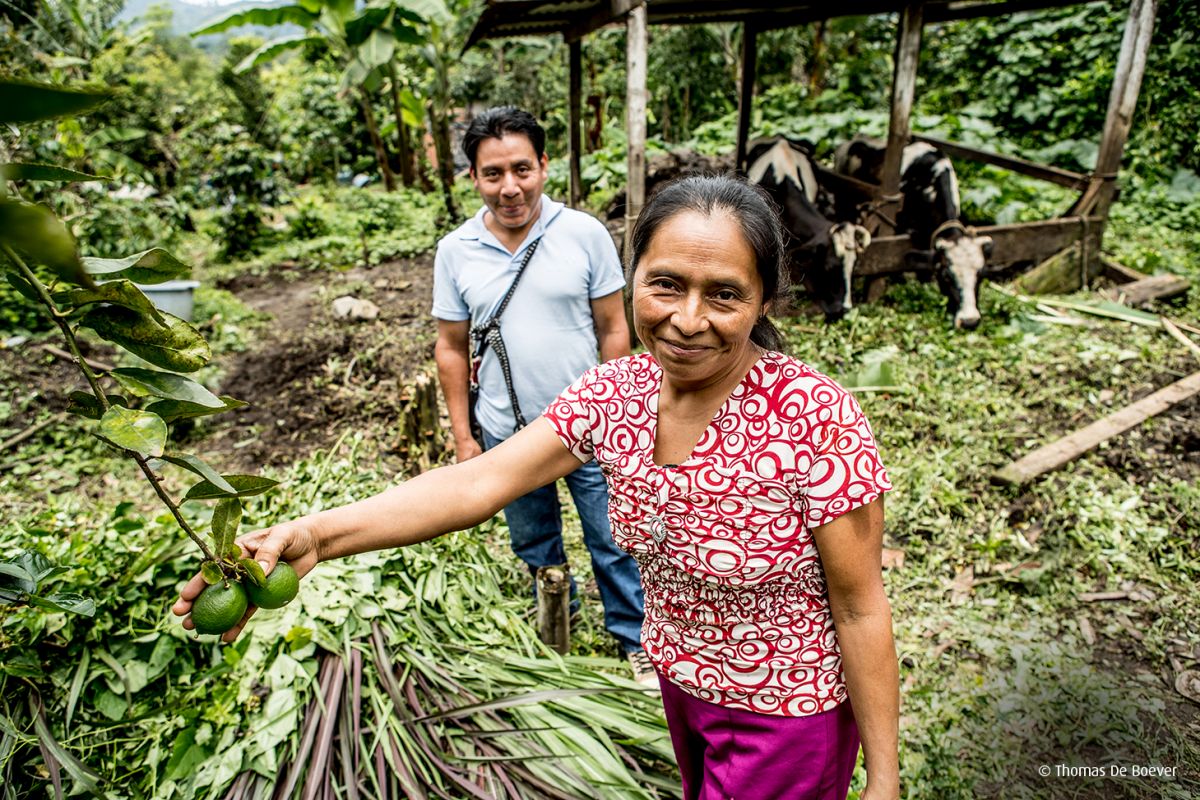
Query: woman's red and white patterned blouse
544 350 892 717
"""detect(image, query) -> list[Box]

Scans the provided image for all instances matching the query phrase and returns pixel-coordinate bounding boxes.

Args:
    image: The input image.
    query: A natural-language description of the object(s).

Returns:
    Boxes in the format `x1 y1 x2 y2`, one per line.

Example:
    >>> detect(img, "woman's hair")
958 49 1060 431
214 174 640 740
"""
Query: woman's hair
628 175 790 352
462 106 546 169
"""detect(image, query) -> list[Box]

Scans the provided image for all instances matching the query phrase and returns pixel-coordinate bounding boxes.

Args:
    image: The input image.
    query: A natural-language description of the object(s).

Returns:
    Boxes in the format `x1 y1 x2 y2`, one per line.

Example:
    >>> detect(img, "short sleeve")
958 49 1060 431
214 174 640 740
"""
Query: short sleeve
584 219 626 300
430 243 470 321
804 389 892 529
542 367 603 463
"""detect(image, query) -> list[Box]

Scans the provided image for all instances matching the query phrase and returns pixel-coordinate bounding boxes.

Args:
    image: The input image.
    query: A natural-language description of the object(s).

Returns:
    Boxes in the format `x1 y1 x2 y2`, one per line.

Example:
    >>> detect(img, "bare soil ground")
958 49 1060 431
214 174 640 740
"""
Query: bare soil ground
201 254 443 471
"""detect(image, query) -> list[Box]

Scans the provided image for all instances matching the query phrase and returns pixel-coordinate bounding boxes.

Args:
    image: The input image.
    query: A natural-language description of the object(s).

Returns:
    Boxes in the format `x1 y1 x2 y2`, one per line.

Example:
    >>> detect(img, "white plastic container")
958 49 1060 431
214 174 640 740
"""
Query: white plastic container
136 280 200 322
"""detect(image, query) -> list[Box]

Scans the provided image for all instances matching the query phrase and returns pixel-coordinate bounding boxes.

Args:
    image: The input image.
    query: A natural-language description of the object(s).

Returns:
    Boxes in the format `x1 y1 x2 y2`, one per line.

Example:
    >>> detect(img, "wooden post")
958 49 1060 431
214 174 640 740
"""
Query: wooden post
624 2 648 254
879 0 924 237
735 20 759 173
1072 0 1157 274
568 38 584 209
535 565 571 655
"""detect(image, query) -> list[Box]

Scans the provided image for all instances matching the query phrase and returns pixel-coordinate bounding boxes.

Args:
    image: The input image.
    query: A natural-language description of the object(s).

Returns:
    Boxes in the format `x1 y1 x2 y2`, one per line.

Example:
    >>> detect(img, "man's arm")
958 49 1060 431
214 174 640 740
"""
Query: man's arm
590 290 631 363
433 318 482 462
812 497 900 800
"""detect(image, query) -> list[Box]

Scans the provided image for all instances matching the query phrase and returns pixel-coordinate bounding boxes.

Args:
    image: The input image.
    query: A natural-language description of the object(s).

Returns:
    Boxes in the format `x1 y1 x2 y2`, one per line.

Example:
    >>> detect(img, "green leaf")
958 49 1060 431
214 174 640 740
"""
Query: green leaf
840 346 904 393
0 563 35 593
4 271 40 302
185 474 279 501
3 551 61 588
146 396 248 423
392 21 423 45
1 163 104 182
54 279 166 325
0 79 109 123
98 406 167 457
30 698 101 793
66 391 127 420
110 368 223 408
81 248 190 284
200 561 223 585
234 34 324 72
80 306 210 373
211 498 243 556
240 558 267 588
398 88 424 128
358 29 397 69
0 198 90 288
191 4 317 36
65 650 90 730
160 453 237 494
27 592 95 617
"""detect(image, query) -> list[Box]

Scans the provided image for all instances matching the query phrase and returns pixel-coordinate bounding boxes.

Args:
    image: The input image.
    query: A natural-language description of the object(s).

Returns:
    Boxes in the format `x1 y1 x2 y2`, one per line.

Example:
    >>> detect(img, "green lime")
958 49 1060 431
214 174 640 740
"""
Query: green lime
245 562 299 609
191 581 249 635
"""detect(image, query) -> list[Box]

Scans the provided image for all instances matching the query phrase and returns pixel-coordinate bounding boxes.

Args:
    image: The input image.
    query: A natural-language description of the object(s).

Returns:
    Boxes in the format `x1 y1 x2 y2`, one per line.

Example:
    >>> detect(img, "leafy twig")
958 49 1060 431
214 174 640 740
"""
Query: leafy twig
1 242 219 564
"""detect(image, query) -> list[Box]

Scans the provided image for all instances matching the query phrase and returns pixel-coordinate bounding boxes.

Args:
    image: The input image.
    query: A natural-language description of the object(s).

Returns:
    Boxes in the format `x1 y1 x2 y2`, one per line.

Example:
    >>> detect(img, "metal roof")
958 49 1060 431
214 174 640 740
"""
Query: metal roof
466 0 1093 49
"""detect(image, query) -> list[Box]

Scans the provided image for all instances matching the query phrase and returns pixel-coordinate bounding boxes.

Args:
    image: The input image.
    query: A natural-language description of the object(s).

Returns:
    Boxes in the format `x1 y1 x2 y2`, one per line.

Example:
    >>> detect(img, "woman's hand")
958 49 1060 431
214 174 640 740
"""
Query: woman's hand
171 519 322 643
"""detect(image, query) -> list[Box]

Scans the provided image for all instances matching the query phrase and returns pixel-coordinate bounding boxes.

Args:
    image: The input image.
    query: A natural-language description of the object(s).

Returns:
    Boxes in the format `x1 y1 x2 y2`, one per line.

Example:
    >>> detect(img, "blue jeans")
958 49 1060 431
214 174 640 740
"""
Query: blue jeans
483 429 645 654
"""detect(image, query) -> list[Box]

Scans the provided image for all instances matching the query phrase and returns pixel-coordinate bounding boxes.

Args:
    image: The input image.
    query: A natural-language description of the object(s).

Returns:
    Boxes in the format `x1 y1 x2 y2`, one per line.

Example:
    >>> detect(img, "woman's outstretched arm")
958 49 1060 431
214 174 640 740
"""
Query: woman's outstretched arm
173 418 584 640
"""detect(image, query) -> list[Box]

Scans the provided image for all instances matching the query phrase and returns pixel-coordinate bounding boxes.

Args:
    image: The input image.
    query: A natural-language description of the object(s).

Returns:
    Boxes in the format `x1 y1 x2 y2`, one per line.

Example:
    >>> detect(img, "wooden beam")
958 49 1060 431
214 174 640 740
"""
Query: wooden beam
855 216 1105 275
925 0 1105 23
624 2 648 254
564 0 639 42
1099 273 1190 305
992 370 1200 486
735 20 759 173
1088 0 1157 220
879 0 924 236
1101 258 1149 283
568 38 583 208
911 134 1089 189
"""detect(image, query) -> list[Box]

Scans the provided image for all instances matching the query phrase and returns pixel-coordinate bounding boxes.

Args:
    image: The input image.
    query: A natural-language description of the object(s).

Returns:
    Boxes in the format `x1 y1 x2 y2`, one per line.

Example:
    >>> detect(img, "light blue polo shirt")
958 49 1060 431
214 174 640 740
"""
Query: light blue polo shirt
432 196 625 439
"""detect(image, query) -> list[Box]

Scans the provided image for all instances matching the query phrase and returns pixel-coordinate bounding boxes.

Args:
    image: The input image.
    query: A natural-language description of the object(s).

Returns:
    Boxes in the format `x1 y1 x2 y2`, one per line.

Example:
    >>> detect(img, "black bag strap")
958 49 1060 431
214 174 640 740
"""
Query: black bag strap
469 237 541 430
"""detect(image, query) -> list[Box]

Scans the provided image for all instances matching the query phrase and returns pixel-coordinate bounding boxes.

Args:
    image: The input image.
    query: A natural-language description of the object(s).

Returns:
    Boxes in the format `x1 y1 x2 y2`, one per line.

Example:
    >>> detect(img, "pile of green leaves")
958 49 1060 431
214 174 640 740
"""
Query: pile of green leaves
0 439 677 799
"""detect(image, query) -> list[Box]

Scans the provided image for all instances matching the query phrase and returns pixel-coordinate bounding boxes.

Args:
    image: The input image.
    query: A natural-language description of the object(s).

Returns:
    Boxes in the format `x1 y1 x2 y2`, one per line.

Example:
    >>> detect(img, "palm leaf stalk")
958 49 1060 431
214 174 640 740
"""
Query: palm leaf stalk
216 538 678 800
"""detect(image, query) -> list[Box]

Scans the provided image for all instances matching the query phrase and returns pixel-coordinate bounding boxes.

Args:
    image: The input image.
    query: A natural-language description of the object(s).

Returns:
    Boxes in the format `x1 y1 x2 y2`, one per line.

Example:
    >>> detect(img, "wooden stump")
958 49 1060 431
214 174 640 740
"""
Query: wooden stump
392 368 446 471
535 565 571 655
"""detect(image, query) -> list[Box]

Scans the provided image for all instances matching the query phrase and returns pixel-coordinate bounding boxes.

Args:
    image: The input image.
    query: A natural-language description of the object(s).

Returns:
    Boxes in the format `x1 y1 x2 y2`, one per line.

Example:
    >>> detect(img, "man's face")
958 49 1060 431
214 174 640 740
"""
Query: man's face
471 134 549 234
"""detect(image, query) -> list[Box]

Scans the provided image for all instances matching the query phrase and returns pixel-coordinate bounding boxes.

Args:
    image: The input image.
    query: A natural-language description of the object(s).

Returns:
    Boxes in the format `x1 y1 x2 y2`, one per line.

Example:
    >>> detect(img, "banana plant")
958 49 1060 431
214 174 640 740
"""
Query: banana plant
194 1 449 195
0 77 277 593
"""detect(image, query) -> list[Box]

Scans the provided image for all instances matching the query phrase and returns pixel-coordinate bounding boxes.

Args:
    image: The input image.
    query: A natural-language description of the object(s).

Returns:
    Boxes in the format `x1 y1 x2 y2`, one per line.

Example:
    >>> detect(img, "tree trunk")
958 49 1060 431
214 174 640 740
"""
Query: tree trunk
429 103 459 222
386 63 415 188
810 21 827 96
357 88 396 192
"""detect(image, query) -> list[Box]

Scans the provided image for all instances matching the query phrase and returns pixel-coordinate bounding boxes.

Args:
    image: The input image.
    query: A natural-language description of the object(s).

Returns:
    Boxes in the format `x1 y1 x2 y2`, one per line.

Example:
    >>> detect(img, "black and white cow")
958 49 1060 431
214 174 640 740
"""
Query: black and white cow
835 137 993 330
746 137 871 322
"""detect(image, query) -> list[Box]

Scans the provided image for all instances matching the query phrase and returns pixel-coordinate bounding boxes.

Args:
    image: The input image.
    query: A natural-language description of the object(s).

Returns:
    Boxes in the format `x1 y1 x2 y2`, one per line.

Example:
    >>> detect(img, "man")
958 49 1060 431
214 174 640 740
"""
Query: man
431 106 651 684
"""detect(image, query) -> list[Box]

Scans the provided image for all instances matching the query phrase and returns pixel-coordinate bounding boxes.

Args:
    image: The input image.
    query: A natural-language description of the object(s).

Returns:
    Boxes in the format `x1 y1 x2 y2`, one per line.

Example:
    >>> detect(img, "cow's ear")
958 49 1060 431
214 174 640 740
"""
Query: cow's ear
905 249 934 270
978 236 994 259
934 237 953 251
854 226 871 251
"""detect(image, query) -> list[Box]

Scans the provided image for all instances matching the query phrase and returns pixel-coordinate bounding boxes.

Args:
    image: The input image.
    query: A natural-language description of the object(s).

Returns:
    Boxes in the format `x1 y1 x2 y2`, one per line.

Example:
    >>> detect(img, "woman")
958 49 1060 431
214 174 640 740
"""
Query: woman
174 176 900 800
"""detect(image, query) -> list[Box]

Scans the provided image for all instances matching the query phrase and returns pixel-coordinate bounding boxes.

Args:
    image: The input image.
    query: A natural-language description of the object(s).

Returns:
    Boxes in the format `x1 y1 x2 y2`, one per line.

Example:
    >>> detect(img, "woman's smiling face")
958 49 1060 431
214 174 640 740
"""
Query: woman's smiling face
632 209 765 389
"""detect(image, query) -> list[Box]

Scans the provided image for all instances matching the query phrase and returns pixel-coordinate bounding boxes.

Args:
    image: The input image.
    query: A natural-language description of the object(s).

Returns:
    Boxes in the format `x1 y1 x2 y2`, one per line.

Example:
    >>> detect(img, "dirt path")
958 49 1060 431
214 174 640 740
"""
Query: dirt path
203 254 442 470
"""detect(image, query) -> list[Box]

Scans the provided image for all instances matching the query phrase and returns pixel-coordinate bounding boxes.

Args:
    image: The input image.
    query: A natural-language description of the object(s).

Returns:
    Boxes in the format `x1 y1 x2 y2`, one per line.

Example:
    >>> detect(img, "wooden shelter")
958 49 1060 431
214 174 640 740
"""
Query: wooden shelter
466 0 1158 282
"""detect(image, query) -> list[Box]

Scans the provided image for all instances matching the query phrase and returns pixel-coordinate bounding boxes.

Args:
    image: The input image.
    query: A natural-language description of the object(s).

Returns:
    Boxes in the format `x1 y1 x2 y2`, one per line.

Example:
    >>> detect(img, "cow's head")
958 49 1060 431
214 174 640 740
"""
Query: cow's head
930 226 993 330
796 222 870 323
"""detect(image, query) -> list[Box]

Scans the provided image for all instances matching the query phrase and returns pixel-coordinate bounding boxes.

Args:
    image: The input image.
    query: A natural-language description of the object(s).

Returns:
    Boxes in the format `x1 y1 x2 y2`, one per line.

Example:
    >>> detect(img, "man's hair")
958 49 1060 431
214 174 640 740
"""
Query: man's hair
462 106 546 169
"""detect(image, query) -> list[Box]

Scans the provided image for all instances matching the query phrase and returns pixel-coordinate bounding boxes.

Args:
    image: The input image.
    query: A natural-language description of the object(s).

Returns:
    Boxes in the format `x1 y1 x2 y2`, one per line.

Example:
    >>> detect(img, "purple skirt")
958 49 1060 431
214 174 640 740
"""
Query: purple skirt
659 673 860 800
